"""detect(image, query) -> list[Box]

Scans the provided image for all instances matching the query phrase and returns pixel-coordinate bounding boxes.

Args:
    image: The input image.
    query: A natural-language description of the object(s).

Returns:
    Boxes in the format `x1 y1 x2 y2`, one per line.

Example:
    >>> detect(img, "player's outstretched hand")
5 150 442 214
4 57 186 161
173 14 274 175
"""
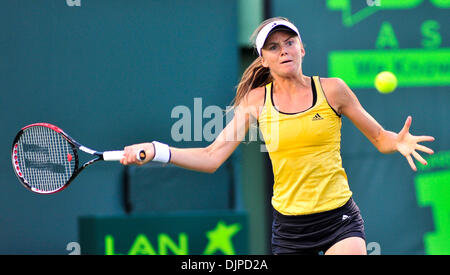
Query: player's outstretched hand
396 116 435 171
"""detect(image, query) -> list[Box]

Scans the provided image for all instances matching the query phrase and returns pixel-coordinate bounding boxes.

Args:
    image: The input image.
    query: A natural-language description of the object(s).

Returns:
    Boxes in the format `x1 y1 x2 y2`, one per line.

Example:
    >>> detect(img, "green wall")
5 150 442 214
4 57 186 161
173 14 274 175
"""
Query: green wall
0 0 238 254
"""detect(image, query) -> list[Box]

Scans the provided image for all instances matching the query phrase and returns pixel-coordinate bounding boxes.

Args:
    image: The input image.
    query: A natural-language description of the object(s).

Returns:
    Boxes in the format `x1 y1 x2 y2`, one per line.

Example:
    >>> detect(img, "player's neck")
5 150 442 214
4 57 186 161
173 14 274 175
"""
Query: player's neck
272 73 310 96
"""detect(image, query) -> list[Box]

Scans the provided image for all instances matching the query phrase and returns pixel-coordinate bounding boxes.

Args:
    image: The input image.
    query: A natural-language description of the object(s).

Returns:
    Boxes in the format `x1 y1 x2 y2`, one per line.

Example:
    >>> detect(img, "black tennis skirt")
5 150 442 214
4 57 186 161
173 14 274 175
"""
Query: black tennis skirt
271 197 365 255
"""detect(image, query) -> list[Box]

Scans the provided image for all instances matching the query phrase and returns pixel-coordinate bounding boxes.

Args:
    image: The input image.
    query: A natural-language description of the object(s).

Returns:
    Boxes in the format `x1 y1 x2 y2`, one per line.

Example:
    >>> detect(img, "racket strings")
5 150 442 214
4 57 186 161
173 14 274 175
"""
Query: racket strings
16 126 75 193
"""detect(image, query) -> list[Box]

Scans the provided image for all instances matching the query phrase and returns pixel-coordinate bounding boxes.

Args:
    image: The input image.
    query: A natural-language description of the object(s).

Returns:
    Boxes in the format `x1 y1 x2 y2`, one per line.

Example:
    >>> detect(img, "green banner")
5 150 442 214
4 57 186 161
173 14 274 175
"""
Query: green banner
415 151 450 255
79 211 248 255
329 48 450 88
415 170 450 255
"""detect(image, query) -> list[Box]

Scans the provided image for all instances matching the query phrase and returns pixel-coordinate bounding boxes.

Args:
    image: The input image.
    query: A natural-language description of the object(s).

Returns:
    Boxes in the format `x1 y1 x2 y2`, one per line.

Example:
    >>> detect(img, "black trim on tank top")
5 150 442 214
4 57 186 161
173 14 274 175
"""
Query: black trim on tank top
263 84 267 106
270 77 317 115
317 77 341 118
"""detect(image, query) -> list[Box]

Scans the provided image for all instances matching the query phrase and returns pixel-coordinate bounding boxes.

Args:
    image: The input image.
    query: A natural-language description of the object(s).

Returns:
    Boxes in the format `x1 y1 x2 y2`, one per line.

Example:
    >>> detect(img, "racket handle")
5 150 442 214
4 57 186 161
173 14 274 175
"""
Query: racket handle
103 150 124 161
136 149 146 161
103 149 146 162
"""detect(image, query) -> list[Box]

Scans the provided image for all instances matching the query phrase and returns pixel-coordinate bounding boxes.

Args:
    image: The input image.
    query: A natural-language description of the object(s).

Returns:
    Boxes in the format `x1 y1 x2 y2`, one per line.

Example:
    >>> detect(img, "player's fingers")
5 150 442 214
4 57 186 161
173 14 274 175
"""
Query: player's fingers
124 146 135 164
406 154 417 171
398 116 412 139
127 148 137 164
416 144 434 155
120 155 127 165
412 150 427 166
415 135 435 143
400 116 412 136
121 147 129 165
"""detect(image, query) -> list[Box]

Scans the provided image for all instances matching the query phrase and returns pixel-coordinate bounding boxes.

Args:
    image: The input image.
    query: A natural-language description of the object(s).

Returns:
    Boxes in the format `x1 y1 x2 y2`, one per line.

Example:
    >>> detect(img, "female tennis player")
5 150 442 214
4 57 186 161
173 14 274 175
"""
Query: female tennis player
120 17 435 255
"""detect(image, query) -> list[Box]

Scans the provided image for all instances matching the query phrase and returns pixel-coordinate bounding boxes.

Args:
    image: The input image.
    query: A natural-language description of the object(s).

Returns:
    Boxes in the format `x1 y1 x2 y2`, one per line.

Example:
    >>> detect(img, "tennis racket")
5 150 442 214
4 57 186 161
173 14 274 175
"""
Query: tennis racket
11 123 146 194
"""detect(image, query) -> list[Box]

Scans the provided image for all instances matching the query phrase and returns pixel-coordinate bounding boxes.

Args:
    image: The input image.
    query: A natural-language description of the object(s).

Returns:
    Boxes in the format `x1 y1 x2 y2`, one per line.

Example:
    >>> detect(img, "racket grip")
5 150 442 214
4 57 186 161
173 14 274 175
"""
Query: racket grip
102 150 145 162
136 149 146 161
103 150 124 161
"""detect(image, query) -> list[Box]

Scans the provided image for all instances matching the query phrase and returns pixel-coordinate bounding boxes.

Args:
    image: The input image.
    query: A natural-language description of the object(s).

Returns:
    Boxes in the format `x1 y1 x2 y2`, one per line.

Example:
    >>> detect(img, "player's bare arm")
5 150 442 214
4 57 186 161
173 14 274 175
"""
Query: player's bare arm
121 87 265 173
321 77 435 171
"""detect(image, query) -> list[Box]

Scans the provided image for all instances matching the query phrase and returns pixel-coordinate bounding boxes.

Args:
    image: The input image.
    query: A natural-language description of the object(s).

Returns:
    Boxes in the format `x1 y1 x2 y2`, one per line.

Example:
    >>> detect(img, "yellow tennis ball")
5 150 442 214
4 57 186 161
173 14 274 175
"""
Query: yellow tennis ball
375 71 397 94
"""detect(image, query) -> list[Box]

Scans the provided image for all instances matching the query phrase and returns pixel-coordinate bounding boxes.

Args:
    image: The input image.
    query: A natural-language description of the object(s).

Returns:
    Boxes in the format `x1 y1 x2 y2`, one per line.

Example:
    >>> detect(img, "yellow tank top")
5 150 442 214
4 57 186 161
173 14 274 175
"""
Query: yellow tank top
258 76 352 215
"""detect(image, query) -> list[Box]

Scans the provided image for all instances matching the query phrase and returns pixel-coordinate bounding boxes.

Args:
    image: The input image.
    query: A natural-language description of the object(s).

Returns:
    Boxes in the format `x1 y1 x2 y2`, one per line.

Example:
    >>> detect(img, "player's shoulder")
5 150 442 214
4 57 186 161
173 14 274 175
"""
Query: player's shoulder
319 77 347 91
318 77 350 99
318 77 355 115
237 86 266 119
242 86 266 107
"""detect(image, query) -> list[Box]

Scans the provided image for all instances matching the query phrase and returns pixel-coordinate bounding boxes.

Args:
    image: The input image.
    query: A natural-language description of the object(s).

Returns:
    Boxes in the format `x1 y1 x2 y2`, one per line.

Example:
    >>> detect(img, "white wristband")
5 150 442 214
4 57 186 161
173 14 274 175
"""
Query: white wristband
151 141 171 163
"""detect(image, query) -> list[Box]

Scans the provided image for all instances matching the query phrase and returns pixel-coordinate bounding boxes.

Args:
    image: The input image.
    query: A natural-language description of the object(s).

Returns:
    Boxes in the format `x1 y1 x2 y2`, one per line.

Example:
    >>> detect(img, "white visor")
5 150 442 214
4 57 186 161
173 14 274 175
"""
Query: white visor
255 20 300 56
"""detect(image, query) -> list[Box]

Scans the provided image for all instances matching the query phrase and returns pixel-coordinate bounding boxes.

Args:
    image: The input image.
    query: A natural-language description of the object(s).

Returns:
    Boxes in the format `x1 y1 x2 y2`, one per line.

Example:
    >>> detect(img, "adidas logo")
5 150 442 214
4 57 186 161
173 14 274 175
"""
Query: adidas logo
312 113 324 121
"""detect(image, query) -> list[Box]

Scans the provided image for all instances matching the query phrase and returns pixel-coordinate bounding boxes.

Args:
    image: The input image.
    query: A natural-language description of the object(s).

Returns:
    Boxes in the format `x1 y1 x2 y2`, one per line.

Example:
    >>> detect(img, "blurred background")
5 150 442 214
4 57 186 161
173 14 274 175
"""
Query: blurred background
0 0 448 255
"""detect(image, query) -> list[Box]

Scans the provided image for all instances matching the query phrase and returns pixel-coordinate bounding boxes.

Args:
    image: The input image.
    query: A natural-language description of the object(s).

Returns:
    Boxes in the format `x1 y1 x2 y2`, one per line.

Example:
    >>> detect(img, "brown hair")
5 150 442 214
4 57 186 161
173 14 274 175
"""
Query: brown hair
232 17 292 107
